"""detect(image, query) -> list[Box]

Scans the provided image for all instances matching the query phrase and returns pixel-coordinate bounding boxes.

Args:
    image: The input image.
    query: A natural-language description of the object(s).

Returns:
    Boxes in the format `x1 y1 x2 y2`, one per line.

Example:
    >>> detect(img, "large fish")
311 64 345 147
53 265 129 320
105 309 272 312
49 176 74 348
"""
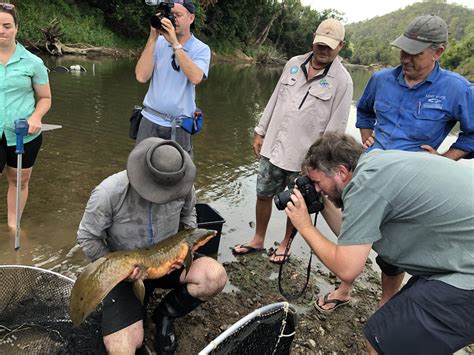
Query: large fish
69 228 216 326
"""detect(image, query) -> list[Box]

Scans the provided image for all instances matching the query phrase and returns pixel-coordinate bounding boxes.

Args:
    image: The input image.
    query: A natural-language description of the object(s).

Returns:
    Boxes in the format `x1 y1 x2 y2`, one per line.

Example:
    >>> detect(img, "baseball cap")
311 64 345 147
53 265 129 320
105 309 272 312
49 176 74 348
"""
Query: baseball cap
174 0 195 14
391 15 448 55
313 19 345 50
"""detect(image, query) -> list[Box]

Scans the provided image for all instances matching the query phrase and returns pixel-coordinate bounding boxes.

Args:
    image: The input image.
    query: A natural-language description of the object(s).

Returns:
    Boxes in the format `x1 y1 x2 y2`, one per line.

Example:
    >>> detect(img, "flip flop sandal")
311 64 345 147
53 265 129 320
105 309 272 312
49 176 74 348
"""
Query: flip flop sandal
269 252 291 264
231 244 265 255
314 292 350 314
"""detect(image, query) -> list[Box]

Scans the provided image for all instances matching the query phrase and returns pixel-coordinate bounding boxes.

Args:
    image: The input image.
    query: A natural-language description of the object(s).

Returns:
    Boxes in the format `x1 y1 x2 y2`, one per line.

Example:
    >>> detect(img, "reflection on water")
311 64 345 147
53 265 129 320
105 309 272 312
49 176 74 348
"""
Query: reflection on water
0 56 468 273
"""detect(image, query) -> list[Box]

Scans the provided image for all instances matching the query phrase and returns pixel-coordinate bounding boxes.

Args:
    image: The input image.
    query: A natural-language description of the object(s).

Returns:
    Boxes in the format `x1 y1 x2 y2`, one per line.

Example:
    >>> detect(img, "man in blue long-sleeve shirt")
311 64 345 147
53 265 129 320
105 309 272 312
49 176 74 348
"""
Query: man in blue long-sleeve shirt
316 14 473 313
357 15 473 160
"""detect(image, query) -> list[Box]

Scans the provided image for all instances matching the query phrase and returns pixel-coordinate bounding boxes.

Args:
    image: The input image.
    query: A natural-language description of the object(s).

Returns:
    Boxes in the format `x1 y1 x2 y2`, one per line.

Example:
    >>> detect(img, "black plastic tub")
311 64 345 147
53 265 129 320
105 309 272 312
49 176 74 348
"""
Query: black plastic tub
195 203 225 256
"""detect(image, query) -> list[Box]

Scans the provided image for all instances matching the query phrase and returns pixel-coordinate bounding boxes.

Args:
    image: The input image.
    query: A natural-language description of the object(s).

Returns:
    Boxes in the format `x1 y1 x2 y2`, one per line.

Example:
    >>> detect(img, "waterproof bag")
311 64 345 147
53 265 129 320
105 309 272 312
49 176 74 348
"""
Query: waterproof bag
180 108 203 135
129 105 143 140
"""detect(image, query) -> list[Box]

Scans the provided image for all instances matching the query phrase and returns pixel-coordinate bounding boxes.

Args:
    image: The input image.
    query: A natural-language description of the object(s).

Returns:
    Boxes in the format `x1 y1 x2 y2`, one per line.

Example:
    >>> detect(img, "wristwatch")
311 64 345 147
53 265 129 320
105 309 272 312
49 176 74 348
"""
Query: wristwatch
172 44 183 52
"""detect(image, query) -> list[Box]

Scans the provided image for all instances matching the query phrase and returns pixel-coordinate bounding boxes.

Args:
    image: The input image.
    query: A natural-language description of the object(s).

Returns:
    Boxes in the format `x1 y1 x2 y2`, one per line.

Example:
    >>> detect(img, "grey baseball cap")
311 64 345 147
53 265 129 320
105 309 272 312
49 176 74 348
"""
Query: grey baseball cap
391 15 448 55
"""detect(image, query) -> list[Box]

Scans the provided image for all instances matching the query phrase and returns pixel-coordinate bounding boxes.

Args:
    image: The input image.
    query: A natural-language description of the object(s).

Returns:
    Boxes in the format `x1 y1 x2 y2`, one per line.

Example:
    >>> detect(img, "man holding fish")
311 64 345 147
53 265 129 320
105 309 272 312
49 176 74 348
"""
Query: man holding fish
76 138 227 355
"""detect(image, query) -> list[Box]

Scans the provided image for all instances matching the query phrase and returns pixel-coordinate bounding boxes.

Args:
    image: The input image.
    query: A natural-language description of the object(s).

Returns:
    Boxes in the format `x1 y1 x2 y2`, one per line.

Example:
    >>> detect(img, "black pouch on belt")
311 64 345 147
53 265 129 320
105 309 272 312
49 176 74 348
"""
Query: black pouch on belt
129 105 143 140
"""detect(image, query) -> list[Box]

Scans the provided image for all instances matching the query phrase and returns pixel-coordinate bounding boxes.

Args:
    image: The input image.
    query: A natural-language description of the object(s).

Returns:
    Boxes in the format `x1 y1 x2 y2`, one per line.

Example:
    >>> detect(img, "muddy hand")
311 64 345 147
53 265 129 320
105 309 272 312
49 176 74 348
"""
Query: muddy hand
167 260 184 274
126 266 148 281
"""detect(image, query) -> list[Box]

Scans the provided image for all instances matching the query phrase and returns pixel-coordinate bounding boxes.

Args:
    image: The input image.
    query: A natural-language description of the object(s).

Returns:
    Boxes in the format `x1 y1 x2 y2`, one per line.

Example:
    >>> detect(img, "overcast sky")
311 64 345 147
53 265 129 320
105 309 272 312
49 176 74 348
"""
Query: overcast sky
301 0 474 24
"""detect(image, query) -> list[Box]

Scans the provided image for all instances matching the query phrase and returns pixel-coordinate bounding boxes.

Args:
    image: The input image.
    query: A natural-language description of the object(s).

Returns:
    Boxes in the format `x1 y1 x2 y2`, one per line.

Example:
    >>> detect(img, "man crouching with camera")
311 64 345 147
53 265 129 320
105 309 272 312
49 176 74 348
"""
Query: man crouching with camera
135 0 210 154
285 132 474 354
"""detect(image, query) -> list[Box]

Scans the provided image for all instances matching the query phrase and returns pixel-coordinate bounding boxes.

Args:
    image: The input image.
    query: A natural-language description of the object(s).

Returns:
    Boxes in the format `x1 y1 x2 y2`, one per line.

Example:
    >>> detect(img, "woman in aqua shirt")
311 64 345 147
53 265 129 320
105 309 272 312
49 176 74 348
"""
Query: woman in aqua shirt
0 4 52 229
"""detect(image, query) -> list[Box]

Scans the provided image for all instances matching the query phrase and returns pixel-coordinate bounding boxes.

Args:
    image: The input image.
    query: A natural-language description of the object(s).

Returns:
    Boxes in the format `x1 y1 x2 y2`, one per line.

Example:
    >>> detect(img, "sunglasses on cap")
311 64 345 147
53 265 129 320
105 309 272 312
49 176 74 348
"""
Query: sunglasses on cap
0 3 15 11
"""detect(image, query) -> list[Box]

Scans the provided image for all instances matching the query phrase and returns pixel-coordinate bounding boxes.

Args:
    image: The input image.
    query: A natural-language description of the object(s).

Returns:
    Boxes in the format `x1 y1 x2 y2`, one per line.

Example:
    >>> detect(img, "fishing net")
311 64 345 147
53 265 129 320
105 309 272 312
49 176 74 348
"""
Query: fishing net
0 265 104 354
199 302 297 355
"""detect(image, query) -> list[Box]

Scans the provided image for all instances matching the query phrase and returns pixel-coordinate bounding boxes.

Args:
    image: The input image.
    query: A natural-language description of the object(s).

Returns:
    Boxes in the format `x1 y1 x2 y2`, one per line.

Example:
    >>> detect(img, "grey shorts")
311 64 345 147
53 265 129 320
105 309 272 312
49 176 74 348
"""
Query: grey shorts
136 117 192 155
364 276 474 355
256 157 299 197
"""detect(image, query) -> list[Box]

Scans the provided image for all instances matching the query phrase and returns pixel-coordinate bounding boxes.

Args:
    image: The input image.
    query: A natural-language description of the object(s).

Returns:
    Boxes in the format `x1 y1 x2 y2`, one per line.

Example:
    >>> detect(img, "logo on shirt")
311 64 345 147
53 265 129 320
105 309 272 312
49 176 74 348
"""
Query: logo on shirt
422 95 445 110
290 66 299 74
319 79 330 88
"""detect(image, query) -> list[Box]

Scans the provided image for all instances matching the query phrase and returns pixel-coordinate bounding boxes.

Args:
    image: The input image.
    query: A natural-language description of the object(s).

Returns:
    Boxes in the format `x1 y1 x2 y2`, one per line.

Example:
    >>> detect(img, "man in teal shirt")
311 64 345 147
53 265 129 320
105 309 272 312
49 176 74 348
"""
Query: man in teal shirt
0 4 51 229
285 132 474 354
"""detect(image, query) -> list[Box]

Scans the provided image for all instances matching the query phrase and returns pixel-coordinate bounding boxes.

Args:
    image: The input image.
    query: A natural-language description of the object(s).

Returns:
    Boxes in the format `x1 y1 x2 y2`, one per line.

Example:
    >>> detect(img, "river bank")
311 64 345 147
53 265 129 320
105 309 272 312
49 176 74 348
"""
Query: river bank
143 251 382 354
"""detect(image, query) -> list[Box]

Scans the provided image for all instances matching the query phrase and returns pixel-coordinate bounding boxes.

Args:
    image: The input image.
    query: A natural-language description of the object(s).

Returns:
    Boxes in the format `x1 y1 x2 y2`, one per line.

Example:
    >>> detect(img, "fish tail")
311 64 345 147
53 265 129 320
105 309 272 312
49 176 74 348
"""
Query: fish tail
70 256 136 326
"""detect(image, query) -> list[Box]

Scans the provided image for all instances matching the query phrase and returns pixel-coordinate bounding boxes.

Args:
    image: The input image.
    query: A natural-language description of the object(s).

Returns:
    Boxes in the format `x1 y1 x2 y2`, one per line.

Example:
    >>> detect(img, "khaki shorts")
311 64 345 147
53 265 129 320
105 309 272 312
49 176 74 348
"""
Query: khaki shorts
256 157 299 198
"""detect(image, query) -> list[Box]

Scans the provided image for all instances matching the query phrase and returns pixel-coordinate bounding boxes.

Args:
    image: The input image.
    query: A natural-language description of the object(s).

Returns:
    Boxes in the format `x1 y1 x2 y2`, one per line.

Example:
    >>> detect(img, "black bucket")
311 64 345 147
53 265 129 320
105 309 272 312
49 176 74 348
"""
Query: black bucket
195 203 225 256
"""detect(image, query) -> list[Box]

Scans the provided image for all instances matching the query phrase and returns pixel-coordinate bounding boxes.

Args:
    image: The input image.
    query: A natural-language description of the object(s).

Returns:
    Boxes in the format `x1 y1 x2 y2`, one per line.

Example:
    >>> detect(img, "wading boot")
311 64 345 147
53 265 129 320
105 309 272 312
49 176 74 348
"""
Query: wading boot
153 285 204 355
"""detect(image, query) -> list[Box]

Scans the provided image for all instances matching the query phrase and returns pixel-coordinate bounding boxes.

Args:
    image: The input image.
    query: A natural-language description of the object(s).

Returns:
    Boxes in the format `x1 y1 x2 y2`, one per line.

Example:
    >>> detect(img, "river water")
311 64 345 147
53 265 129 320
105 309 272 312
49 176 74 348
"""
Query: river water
0 56 469 279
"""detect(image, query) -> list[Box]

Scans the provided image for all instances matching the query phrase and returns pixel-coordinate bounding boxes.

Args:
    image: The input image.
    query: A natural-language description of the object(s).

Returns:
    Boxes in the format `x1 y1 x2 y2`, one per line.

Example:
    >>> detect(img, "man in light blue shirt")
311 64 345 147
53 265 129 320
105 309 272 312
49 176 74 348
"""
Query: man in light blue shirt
135 0 210 154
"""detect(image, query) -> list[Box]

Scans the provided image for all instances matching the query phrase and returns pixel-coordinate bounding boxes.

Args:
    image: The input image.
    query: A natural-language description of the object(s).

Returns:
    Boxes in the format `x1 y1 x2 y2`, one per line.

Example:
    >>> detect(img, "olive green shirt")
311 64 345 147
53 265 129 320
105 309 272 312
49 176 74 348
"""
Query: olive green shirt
0 42 49 146
339 150 474 290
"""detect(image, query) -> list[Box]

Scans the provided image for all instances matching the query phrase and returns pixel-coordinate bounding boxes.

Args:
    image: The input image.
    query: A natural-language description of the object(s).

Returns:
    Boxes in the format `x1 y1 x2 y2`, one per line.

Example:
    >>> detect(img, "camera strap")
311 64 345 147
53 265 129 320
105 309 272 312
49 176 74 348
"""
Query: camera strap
277 212 318 301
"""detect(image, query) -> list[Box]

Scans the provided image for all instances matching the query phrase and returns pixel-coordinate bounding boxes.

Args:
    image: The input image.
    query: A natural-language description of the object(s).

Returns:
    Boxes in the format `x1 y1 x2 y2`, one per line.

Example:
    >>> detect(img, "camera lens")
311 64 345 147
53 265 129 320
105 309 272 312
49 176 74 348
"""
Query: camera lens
274 190 293 210
150 14 163 29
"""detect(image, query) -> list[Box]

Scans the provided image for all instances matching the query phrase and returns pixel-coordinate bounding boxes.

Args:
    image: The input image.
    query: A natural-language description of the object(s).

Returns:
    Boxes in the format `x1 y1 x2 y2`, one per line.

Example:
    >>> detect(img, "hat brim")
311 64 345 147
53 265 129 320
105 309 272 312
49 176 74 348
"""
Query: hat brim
390 35 431 55
127 138 196 204
313 35 340 50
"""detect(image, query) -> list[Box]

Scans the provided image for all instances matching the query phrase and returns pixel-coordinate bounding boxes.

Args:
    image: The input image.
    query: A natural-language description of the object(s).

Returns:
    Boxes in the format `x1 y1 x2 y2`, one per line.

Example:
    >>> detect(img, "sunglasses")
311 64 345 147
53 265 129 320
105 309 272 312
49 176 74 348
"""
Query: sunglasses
171 53 180 72
0 3 15 11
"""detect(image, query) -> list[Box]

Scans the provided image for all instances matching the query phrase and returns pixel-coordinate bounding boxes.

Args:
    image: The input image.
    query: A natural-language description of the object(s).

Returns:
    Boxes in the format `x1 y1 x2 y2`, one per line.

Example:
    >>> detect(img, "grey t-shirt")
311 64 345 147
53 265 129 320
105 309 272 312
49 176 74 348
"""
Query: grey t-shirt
77 171 197 262
339 150 474 290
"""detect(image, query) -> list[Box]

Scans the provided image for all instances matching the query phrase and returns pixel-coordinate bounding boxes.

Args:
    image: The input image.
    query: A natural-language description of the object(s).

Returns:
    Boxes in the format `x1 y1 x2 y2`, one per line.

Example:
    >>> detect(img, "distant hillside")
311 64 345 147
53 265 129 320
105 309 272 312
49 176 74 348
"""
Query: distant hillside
346 1 474 80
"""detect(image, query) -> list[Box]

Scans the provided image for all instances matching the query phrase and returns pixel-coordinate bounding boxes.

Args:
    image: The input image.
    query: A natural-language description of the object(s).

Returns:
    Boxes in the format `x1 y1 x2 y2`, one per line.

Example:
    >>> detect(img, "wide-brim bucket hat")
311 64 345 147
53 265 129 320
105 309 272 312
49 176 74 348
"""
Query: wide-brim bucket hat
127 138 196 204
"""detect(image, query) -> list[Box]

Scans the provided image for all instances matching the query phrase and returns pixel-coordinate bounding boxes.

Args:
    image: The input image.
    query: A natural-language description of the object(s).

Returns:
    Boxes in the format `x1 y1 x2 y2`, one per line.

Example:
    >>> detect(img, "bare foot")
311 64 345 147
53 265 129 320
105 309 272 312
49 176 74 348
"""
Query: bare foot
269 246 291 263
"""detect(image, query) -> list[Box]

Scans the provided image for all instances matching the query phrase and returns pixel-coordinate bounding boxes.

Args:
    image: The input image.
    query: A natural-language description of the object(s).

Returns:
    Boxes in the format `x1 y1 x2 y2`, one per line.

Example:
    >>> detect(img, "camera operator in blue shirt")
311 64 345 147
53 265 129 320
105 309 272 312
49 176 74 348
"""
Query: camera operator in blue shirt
135 0 210 155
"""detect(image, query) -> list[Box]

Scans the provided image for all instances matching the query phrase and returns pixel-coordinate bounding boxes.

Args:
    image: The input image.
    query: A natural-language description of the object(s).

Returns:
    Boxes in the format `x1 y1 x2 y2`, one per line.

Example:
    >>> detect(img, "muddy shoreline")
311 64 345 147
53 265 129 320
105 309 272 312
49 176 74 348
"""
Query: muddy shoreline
143 252 383 354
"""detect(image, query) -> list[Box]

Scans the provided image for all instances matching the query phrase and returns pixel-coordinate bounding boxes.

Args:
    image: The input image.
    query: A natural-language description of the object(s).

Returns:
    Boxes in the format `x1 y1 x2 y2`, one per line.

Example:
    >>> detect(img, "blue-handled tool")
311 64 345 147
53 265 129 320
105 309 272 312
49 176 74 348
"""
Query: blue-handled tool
14 119 28 251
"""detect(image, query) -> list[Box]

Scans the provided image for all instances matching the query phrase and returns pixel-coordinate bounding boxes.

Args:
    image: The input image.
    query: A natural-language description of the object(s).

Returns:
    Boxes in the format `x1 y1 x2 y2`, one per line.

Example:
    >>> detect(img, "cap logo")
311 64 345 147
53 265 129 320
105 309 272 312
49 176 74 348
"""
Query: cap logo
406 31 431 43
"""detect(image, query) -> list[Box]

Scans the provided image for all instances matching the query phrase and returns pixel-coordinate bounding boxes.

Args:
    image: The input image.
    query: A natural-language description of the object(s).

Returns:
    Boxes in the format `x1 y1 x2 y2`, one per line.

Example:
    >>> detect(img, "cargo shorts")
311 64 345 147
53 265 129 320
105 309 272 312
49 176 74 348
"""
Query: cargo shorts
256 157 299 198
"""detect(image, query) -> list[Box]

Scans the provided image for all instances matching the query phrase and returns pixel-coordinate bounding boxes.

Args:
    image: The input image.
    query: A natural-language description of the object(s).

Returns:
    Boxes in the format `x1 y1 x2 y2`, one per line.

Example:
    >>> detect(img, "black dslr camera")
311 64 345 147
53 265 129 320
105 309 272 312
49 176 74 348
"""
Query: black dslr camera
145 0 176 30
274 176 324 214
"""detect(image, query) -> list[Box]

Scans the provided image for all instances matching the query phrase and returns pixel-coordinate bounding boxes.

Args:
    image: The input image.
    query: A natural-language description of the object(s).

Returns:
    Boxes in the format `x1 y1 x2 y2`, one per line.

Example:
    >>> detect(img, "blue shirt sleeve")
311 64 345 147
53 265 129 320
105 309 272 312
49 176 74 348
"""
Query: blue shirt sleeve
356 73 378 129
451 84 474 158
192 44 211 80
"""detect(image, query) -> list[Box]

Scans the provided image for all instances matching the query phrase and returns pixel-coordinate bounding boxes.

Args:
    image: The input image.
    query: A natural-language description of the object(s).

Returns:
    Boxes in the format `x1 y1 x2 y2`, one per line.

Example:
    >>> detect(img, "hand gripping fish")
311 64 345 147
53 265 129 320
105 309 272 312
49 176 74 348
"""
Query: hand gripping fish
69 228 216 326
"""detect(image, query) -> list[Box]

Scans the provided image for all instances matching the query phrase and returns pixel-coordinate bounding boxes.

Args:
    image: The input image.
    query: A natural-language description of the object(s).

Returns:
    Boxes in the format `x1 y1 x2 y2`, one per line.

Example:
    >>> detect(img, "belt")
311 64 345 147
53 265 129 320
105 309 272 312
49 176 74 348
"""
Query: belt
142 106 183 141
